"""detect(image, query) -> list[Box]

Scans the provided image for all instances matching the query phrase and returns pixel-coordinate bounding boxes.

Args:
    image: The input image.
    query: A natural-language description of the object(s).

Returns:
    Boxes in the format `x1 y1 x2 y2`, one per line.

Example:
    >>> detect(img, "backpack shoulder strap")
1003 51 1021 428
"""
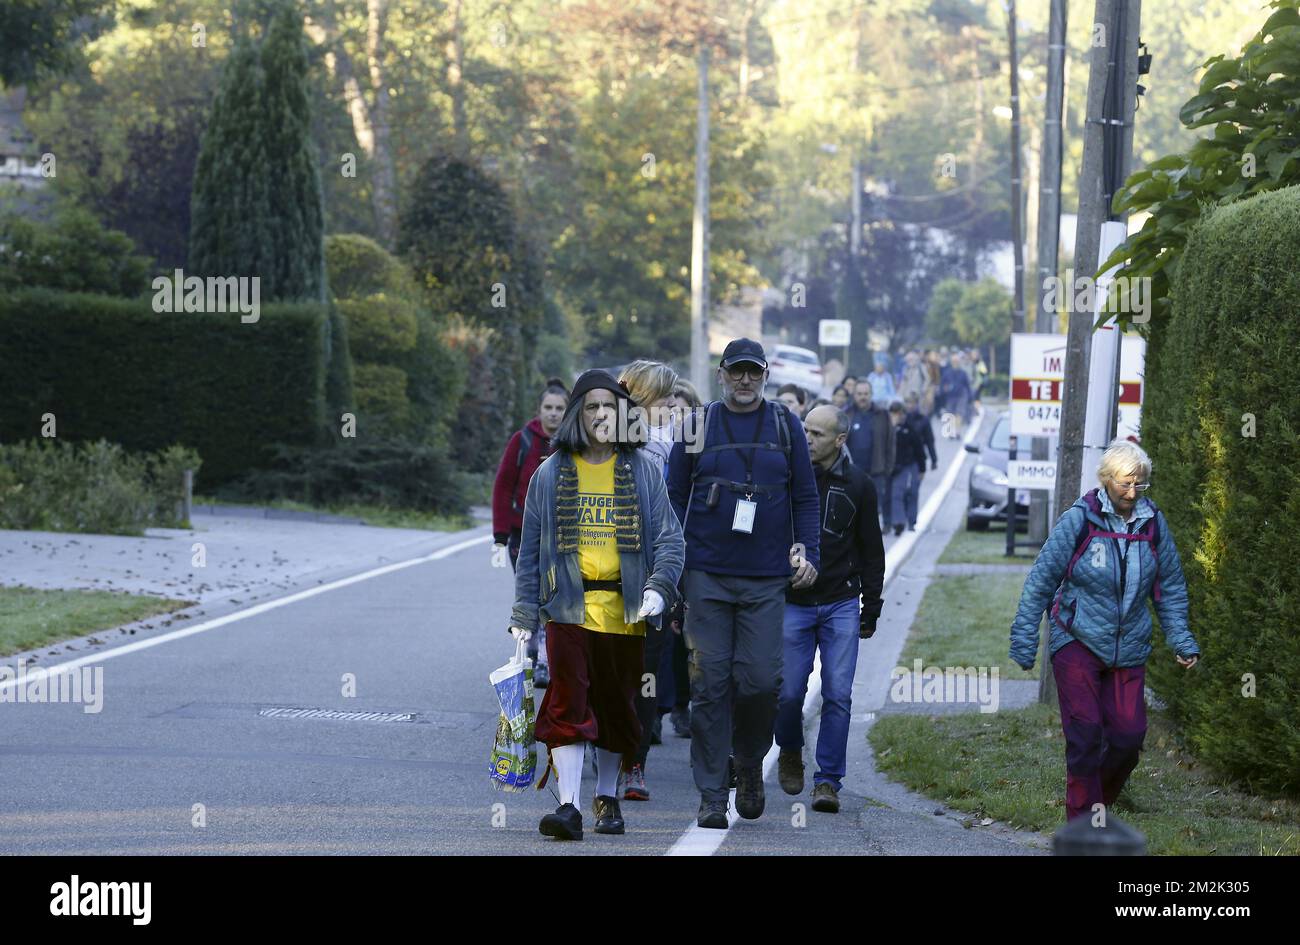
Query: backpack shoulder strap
771 399 792 457
516 427 534 471
689 402 719 481
1063 504 1098 587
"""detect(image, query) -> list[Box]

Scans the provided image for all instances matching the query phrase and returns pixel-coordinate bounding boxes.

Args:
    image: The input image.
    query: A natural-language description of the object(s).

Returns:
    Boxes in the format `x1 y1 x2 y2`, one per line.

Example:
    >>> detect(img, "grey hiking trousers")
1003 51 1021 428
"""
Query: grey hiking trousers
682 569 788 802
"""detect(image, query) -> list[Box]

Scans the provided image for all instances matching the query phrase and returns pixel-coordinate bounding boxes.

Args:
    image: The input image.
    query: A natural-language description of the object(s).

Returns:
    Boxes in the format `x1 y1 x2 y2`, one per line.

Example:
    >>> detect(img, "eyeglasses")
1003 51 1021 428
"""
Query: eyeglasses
1111 480 1151 493
725 365 766 381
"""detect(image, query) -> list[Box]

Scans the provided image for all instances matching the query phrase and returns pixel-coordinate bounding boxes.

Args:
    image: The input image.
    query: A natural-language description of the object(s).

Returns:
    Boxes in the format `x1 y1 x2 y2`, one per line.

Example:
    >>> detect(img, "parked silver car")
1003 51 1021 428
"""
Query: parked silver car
963 411 1030 531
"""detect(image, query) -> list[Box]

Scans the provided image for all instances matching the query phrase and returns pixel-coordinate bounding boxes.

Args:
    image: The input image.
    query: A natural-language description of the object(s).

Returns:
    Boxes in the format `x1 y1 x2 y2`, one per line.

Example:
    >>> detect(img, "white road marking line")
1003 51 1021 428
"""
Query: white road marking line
0 533 493 696
665 408 984 856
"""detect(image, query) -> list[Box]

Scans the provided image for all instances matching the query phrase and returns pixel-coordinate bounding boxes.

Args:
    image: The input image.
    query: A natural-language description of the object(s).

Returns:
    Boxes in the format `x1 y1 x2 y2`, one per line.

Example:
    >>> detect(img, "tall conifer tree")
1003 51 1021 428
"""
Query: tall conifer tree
189 0 323 302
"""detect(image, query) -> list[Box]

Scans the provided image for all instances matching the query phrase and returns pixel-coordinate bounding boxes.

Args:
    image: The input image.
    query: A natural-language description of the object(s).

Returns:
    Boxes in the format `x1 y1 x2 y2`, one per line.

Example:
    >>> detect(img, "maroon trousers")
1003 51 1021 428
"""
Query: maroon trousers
535 622 643 757
1052 640 1148 821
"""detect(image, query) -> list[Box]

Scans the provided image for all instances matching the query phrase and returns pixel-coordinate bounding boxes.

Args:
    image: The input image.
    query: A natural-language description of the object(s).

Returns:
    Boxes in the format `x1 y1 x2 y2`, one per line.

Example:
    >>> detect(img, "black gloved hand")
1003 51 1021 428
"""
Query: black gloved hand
860 614 878 639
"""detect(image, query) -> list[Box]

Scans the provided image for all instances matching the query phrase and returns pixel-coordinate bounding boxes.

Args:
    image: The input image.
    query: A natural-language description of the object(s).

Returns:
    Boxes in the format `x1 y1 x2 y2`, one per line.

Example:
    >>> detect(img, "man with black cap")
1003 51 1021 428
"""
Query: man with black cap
666 339 821 829
510 369 684 841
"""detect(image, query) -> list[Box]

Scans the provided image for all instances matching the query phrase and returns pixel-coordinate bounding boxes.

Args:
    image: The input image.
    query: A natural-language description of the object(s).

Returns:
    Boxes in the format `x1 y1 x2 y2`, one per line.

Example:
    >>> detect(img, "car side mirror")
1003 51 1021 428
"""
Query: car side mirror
964 443 980 454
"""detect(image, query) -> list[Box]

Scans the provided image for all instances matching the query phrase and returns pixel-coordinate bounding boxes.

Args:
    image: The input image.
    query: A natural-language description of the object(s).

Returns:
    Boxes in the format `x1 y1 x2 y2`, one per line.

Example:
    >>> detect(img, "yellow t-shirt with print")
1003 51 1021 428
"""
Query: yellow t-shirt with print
575 454 645 636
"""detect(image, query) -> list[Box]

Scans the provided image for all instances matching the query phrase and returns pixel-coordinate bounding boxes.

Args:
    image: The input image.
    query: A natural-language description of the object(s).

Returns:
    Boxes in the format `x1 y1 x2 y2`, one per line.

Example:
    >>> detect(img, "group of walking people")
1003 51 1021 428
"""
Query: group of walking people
496 339 885 839
493 336 1199 843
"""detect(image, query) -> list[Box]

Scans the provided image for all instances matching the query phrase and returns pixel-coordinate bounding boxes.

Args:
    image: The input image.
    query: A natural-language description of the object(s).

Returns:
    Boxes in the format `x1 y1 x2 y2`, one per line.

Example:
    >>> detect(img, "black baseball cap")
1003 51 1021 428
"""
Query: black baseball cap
720 338 767 370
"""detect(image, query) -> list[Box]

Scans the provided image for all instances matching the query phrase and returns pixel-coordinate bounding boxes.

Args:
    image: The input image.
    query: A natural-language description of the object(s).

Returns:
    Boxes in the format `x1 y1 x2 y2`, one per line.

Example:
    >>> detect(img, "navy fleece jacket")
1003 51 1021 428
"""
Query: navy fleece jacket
666 400 821 577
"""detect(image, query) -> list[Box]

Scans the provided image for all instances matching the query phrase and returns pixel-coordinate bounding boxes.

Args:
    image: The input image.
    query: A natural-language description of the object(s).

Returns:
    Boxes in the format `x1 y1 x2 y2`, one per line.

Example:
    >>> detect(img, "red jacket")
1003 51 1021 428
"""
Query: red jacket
492 417 555 542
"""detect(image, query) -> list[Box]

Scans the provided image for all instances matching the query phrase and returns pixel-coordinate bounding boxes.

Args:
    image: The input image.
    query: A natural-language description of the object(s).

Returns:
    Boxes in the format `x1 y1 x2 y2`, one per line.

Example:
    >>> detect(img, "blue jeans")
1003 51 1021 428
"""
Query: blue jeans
774 597 861 789
872 473 892 527
890 465 919 528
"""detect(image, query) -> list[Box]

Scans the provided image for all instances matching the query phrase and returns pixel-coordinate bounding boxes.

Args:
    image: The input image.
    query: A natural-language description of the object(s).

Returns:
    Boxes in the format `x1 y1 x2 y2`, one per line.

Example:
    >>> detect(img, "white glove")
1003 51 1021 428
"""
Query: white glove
509 626 532 643
637 589 665 619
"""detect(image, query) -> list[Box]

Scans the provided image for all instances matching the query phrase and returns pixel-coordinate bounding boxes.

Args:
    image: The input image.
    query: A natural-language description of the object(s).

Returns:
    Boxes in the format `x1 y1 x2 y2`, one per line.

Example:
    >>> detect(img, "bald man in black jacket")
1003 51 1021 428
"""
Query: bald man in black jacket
774 405 886 813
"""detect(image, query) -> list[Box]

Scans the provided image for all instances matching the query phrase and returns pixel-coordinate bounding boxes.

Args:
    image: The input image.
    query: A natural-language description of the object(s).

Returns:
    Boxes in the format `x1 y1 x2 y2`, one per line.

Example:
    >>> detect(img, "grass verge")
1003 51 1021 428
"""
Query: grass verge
0 585 191 657
902 572 1036 680
194 495 474 532
938 526 1037 566
869 704 1300 855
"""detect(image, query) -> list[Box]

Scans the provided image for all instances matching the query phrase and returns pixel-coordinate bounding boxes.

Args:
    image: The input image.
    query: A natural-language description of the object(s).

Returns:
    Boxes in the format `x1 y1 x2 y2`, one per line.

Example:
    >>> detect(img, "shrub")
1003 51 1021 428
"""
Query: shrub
217 440 472 517
325 233 415 300
0 439 201 535
0 207 151 297
337 294 419 362
325 234 462 447
980 373 1009 399
353 363 411 437
1142 184 1300 795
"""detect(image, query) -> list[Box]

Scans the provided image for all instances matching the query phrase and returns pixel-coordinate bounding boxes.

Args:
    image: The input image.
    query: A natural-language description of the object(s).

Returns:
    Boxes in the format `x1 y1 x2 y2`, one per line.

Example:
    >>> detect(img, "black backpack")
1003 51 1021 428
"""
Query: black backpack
511 427 536 515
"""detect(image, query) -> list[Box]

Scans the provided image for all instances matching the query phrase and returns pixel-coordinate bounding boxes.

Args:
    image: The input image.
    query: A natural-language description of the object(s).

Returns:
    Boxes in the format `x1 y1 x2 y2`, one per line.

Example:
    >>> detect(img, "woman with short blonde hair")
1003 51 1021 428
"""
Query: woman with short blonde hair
618 360 679 476
1096 439 1152 488
615 359 681 803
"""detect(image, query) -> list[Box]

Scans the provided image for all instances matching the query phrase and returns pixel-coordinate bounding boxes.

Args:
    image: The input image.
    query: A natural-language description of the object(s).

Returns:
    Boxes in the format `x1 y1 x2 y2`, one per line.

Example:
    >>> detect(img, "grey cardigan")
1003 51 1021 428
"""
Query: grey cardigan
510 449 685 631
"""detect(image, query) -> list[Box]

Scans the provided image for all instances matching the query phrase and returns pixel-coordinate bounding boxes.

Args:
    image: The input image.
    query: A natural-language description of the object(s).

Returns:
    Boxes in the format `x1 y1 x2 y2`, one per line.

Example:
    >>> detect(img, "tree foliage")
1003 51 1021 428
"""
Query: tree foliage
1102 0 1300 342
189 0 325 302
0 0 114 87
0 207 150 296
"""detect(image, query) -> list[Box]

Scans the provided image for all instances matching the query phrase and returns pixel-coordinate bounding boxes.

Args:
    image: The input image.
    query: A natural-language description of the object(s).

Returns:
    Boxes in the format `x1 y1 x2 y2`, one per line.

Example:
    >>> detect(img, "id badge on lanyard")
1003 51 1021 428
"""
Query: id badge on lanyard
732 492 757 533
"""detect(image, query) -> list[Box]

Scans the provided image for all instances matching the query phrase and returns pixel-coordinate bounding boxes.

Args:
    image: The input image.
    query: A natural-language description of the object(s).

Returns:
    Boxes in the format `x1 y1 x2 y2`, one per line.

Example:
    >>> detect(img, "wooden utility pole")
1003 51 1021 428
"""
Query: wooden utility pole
1007 0 1025 333
1036 0 1068 332
689 45 712 394
1042 0 1142 705
1028 0 1069 549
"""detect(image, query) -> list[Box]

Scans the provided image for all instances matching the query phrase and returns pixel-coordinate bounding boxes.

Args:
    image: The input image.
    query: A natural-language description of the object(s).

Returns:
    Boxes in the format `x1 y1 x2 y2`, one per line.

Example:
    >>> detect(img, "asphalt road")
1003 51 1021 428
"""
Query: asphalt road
0 406 1043 855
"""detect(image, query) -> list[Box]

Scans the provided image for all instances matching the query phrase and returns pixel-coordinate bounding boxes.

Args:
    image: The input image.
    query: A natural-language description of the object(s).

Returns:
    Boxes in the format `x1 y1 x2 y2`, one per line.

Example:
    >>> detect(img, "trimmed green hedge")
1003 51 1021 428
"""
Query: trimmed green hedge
1143 184 1300 795
0 288 332 486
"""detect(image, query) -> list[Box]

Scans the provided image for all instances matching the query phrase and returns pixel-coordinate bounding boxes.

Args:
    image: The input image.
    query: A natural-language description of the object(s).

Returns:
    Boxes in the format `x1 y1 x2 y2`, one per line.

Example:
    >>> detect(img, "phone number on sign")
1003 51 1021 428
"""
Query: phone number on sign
1022 405 1060 422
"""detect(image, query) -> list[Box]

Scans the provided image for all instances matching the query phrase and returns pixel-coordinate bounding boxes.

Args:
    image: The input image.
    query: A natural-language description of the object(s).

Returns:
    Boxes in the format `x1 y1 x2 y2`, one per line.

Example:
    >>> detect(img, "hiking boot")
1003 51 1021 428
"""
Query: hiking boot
592 795 625 835
623 763 649 801
650 714 663 745
670 706 691 738
539 803 583 840
893 523 904 537
697 797 729 829
534 662 550 689
777 748 804 796
734 764 765 820
811 782 840 814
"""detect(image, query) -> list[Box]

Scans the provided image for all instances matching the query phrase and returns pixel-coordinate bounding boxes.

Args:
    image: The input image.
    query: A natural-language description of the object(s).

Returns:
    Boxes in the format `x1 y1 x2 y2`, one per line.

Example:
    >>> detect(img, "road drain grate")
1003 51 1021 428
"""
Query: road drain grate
258 706 417 723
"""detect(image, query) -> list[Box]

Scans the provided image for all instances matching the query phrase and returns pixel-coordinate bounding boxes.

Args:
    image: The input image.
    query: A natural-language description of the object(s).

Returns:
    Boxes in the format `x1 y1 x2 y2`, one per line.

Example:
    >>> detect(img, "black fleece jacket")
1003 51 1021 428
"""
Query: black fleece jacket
787 448 886 619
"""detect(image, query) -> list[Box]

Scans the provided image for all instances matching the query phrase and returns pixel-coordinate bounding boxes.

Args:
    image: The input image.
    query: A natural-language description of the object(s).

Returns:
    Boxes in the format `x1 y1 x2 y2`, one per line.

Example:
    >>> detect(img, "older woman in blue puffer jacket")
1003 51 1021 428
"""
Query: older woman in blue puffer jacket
1010 439 1199 821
